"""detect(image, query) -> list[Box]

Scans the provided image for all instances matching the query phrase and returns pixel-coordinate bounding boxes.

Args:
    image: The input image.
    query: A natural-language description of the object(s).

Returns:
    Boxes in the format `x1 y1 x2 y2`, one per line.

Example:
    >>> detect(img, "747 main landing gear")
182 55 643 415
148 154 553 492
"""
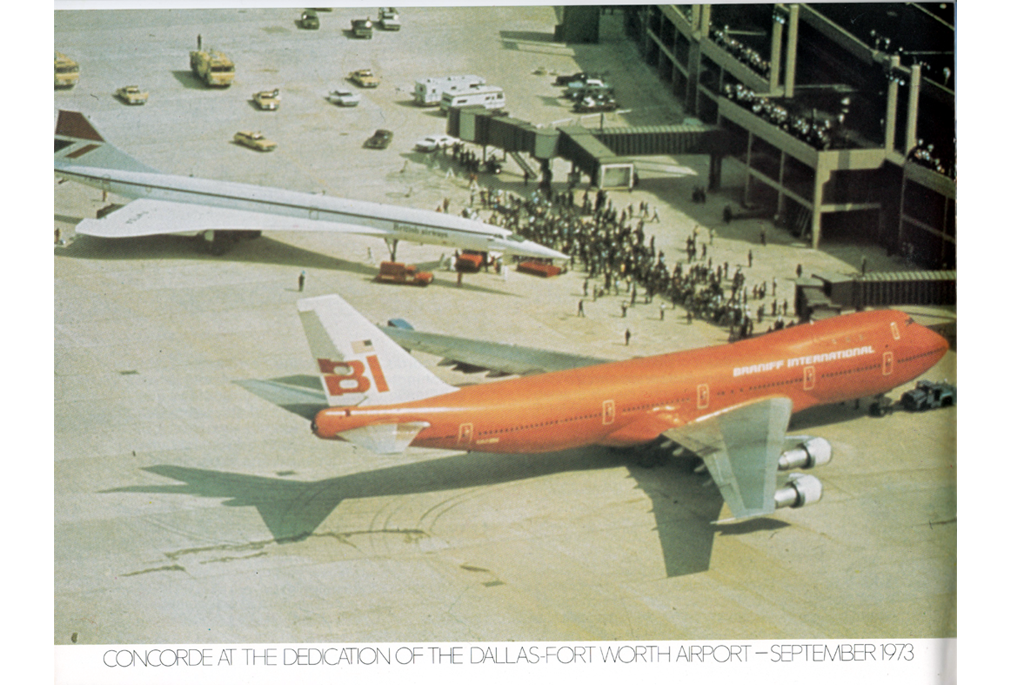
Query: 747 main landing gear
869 394 894 417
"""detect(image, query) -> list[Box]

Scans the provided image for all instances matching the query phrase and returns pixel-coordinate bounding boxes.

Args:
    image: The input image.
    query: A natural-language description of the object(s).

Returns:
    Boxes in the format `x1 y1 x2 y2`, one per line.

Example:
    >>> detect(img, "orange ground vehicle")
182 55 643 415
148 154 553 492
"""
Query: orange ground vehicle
455 250 488 273
375 261 433 286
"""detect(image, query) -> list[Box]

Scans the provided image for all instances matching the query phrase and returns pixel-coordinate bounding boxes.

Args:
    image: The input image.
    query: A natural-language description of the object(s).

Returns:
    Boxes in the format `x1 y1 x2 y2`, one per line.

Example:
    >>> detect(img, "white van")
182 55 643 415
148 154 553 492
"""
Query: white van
439 85 506 113
414 75 486 106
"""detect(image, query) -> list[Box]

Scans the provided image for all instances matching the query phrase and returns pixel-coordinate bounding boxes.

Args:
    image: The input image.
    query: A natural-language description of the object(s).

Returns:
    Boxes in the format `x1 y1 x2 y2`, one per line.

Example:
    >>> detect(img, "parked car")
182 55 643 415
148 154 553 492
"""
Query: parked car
115 85 148 105
299 9 320 29
900 380 957 411
327 88 361 107
563 77 611 95
553 71 598 86
351 17 373 38
348 69 381 88
378 7 401 30
252 88 281 110
364 129 394 149
233 130 277 152
573 95 619 113
414 134 459 152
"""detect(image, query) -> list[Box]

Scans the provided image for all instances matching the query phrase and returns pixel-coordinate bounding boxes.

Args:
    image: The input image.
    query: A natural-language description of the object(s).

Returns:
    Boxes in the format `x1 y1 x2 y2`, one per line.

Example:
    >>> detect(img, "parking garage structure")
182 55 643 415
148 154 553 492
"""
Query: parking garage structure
621 4 955 268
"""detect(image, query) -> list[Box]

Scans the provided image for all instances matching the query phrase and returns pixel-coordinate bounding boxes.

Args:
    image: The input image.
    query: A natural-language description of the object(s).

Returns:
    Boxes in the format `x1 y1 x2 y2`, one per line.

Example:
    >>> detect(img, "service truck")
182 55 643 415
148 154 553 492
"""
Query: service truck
375 261 433 286
413 75 486 106
54 52 79 88
190 37 234 87
439 85 505 113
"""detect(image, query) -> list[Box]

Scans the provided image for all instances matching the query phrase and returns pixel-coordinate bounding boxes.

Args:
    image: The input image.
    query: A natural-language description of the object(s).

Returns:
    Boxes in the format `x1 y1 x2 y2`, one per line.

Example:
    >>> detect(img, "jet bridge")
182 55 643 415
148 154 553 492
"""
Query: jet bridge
447 107 737 189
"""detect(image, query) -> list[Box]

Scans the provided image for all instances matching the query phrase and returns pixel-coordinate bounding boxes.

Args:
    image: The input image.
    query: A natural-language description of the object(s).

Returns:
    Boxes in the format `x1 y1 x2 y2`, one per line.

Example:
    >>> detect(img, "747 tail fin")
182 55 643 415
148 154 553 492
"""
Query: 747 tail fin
298 294 456 407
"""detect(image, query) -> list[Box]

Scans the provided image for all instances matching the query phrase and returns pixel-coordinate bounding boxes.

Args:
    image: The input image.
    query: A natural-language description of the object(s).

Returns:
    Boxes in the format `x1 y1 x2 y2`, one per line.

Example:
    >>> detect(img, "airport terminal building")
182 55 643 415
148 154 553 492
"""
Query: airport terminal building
615 4 955 268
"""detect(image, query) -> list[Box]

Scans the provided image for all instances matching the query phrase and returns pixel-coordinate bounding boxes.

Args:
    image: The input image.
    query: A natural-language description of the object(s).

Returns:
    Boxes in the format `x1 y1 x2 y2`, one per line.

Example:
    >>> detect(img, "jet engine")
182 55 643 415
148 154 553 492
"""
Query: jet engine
774 473 824 510
778 436 832 471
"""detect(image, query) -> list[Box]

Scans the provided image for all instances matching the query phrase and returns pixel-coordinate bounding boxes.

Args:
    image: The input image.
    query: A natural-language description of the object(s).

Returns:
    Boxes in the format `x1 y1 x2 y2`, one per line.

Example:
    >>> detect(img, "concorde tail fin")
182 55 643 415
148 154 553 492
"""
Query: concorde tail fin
54 110 159 174
298 294 457 407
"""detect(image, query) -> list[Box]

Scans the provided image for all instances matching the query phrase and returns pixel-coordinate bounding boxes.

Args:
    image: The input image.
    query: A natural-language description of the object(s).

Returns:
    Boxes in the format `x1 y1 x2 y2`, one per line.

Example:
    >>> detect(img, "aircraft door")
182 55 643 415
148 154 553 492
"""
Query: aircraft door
697 383 710 410
458 423 473 447
602 400 615 425
803 366 816 390
882 351 894 376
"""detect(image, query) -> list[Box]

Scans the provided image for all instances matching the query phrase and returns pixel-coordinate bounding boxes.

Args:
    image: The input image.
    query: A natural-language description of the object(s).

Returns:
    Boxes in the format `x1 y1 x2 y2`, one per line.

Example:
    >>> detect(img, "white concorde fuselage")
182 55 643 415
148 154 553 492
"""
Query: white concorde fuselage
54 161 567 260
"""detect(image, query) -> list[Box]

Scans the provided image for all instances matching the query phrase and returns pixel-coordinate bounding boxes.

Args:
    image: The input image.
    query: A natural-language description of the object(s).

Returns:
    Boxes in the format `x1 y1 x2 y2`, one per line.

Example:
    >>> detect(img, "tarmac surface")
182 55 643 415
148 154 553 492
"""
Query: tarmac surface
55 7 956 645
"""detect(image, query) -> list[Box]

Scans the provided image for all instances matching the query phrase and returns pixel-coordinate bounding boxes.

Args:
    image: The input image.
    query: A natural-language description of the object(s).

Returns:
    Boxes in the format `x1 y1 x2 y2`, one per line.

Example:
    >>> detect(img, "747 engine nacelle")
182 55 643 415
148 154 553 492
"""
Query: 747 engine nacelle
774 473 824 510
778 436 832 471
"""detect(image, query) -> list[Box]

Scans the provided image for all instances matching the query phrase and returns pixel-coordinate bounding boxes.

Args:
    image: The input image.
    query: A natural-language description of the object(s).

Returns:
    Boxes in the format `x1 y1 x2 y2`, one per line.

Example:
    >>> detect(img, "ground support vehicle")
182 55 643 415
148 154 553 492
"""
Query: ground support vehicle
517 261 562 277
116 85 148 105
413 75 486 106
55 52 80 88
190 42 234 87
439 85 506 113
456 250 489 273
900 380 956 411
375 261 433 286
869 396 895 417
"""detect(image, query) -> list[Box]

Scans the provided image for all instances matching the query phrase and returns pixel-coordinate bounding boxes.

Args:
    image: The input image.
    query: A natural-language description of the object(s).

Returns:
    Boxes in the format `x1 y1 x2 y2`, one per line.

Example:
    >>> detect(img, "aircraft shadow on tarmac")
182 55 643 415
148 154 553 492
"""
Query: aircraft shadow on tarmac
103 447 735 577
56 233 517 297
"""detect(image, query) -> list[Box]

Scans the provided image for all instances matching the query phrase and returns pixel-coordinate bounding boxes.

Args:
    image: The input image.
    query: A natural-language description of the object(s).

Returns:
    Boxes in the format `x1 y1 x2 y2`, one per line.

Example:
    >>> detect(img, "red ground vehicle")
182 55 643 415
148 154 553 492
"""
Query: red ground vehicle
375 261 433 286
455 250 488 273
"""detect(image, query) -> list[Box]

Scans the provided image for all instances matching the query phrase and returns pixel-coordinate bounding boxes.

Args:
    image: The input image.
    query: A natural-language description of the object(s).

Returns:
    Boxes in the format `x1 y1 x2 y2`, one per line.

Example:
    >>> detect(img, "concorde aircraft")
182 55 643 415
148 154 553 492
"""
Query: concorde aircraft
53 110 567 261
296 294 949 522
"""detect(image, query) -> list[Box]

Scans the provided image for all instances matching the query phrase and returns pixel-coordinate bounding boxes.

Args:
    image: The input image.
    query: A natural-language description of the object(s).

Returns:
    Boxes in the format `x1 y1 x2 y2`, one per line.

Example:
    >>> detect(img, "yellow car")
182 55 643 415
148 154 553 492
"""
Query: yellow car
233 131 277 152
252 88 281 110
116 85 149 105
348 69 381 88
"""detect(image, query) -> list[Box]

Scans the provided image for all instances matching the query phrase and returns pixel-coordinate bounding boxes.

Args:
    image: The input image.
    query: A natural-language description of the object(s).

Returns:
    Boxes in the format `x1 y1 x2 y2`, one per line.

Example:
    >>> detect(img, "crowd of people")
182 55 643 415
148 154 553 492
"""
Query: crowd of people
723 83 838 150
454 182 793 340
711 27 770 77
909 140 955 180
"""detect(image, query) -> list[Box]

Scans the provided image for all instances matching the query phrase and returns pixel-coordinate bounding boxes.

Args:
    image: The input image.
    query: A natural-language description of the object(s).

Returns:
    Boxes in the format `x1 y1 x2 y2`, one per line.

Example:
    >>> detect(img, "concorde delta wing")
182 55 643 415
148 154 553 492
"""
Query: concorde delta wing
663 397 795 522
381 327 611 376
74 198 393 239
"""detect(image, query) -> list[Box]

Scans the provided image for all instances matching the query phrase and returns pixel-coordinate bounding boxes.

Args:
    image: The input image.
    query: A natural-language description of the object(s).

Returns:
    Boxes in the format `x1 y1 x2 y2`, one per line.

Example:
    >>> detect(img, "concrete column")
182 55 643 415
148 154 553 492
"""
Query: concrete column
769 6 784 93
709 154 722 190
743 130 754 204
904 64 922 156
686 39 701 113
784 4 799 98
691 4 701 33
699 4 711 38
811 167 825 249
777 152 787 217
884 55 901 152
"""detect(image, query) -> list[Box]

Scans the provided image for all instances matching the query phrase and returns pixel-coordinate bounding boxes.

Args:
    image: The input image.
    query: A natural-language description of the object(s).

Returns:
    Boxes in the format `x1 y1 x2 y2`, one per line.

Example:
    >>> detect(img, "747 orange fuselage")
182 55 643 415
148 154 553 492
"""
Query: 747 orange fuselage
311 310 948 453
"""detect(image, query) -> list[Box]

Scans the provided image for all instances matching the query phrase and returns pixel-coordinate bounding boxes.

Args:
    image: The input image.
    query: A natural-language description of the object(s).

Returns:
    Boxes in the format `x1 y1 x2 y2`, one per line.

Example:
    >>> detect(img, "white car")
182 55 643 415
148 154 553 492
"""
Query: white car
414 134 459 152
327 89 361 107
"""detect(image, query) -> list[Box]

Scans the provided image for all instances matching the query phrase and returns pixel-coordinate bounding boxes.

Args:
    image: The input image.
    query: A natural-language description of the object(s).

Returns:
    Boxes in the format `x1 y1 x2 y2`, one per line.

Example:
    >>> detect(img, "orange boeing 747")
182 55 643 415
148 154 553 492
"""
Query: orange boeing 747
298 295 949 522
